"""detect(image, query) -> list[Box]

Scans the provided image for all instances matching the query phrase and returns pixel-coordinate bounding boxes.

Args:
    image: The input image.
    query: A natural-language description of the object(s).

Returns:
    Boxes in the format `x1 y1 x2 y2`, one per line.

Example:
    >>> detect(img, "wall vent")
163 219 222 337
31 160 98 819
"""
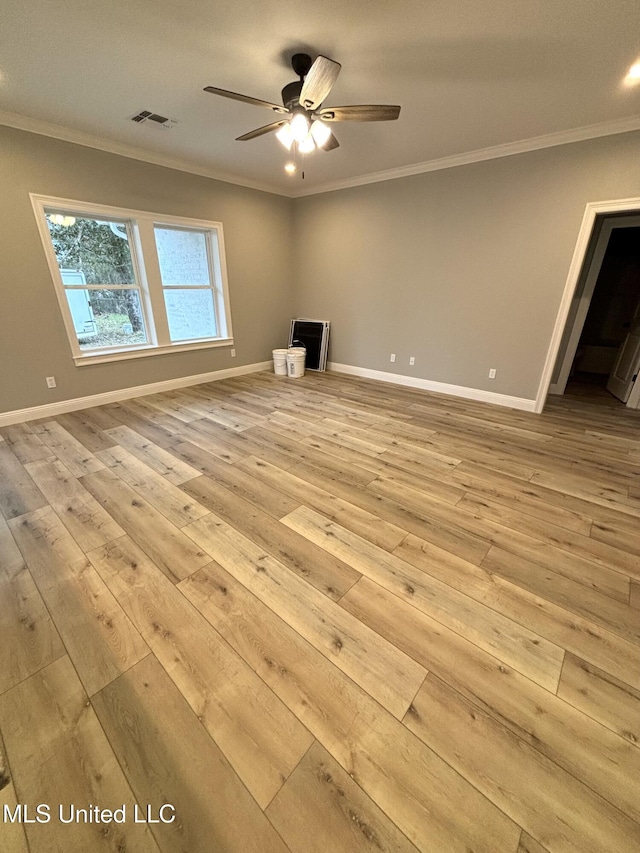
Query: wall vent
130 110 177 129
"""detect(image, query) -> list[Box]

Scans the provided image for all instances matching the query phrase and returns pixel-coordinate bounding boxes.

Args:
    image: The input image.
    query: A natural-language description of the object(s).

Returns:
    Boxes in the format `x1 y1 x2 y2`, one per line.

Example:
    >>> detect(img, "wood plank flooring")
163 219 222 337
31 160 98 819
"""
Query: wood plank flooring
1 371 639 853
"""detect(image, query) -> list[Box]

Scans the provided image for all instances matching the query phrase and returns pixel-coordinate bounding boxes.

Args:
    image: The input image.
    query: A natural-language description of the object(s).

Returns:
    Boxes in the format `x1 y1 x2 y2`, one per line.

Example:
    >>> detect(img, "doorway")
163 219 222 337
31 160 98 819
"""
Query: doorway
538 206 640 412
563 224 640 404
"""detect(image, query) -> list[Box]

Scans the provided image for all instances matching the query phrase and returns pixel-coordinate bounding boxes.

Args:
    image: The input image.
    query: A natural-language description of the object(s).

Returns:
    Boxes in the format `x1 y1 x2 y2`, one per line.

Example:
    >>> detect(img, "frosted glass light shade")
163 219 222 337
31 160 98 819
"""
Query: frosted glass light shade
298 133 316 153
310 120 331 148
276 123 293 150
290 112 310 142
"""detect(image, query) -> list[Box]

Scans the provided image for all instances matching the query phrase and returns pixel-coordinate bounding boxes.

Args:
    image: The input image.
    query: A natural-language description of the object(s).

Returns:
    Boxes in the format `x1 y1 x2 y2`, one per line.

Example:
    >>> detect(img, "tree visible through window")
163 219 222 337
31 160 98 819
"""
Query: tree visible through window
46 215 147 349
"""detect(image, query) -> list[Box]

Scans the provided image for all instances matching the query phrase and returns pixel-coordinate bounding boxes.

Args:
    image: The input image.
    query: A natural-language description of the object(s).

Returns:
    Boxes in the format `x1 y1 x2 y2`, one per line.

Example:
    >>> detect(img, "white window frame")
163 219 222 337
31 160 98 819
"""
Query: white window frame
30 194 234 366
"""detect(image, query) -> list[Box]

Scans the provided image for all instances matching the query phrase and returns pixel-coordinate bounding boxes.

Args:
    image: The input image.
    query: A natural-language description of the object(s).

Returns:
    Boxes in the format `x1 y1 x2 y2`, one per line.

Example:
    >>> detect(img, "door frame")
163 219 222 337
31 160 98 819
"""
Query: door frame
550 214 640 397
535 196 640 413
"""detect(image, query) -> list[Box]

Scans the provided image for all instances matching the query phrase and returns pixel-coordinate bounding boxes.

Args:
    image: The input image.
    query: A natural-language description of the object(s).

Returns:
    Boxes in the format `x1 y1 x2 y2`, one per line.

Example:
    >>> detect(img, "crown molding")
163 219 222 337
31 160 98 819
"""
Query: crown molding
0 109 288 197
289 114 640 197
2 108 640 200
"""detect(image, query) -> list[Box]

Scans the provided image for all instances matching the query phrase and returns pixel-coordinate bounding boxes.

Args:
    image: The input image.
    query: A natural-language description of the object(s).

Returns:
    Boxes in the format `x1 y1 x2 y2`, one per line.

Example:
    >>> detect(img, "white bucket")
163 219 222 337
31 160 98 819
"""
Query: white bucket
286 347 306 378
272 348 288 376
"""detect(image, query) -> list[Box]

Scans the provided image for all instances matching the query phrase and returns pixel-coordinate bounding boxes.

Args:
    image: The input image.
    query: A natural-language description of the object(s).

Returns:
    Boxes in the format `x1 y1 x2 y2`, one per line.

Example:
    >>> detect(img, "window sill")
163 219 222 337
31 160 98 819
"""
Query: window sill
73 337 234 366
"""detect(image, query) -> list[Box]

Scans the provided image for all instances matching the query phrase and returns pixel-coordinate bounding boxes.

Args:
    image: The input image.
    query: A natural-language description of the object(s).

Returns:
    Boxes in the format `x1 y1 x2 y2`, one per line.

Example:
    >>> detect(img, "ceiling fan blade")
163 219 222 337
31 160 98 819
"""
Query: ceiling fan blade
299 56 341 110
323 132 340 151
204 86 288 114
236 120 288 141
314 105 401 122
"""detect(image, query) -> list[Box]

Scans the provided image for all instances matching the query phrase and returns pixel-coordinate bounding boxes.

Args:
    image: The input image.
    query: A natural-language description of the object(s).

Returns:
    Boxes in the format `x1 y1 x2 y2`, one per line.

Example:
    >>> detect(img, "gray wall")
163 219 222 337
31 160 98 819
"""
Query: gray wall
0 125 294 414
291 131 640 401
4 123 640 415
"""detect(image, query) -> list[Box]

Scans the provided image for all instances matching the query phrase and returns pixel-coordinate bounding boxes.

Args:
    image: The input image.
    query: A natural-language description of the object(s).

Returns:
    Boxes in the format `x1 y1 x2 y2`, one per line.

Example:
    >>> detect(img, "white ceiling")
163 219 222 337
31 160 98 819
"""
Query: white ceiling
2 0 640 196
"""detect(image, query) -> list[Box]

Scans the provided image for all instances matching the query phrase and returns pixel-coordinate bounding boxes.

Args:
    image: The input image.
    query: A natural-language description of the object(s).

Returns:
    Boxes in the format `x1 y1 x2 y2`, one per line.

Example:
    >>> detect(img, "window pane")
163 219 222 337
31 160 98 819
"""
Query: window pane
46 214 135 284
65 289 148 350
164 289 217 341
154 227 211 286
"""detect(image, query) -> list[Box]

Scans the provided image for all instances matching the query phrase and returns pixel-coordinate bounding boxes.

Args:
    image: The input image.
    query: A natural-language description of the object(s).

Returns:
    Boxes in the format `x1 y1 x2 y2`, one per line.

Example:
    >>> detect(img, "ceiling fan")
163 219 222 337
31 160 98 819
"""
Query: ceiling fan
204 53 401 156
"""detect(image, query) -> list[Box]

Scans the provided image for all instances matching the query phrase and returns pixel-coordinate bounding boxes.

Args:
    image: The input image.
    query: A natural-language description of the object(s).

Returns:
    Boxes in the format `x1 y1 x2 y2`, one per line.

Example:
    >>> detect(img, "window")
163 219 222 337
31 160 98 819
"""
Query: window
154 226 218 342
31 195 233 365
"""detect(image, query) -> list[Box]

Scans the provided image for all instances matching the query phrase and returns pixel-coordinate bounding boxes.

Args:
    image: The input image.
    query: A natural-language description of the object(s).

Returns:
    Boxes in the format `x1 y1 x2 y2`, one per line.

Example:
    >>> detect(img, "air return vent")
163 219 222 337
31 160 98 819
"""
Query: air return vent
130 110 177 129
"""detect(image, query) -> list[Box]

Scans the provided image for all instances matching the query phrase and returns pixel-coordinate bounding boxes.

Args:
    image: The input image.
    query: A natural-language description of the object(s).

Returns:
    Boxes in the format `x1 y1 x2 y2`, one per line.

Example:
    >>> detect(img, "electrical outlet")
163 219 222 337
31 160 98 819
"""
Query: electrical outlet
489 368 497 379
390 353 396 363
46 376 56 389
409 356 415 366
230 349 236 357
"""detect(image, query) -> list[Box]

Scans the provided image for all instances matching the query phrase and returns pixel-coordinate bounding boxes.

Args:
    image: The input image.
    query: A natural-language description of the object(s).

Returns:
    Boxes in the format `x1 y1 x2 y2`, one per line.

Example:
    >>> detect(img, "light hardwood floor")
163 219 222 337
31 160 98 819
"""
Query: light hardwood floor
1 371 639 853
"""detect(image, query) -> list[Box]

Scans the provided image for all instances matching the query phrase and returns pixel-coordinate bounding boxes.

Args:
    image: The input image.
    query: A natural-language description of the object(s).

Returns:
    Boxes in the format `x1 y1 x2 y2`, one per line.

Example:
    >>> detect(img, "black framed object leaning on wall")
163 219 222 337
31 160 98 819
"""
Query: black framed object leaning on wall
288 319 330 371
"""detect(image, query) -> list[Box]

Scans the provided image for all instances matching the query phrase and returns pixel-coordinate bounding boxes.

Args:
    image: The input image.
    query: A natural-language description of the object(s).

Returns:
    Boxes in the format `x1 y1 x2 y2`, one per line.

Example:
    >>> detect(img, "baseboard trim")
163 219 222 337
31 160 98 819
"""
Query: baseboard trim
0 361 272 426
327 362 537 412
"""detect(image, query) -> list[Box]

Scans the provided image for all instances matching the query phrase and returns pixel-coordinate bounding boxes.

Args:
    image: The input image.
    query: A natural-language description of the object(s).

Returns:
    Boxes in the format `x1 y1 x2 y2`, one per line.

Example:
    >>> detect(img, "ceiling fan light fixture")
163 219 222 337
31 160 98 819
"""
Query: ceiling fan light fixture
204 51 400 158
290 111 310 143
276 123 294 150
310 119 331 148
284 162 297 174
298 133 316 154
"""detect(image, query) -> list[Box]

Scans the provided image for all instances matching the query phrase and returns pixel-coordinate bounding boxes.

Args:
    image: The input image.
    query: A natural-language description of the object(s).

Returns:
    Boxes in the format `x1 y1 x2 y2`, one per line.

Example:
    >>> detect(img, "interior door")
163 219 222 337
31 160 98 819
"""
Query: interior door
607 301 640 402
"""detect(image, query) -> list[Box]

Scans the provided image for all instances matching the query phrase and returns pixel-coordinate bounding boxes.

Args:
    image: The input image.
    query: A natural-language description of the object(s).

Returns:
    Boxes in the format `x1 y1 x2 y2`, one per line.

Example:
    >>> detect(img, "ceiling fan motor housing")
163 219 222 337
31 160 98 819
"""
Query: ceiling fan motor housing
281 80 304 110
282 53 313 109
